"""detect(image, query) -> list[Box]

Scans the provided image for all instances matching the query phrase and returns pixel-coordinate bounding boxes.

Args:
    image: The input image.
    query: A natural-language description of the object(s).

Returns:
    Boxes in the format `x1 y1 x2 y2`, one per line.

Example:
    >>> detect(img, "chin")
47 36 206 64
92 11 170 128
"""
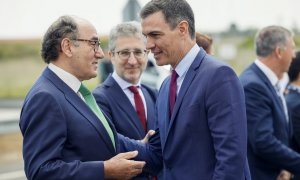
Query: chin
125 75 138 84
89 73 98 79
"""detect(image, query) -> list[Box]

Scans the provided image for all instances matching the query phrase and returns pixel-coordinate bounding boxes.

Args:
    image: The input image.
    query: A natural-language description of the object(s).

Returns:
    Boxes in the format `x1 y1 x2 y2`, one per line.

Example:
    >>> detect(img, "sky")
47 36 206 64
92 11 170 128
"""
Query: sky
0 0 299 39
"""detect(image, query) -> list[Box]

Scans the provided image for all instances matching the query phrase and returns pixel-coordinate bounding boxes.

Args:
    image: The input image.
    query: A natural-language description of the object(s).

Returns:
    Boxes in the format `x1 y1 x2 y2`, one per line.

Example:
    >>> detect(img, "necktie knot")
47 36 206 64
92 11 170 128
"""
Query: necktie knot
128 86 139 94
171 70 178 83
79 84 91 96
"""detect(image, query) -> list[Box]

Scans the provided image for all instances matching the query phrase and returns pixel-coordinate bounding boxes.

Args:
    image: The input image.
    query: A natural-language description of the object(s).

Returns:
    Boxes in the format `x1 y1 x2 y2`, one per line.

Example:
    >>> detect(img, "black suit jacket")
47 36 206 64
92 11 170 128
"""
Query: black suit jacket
286 86 300 152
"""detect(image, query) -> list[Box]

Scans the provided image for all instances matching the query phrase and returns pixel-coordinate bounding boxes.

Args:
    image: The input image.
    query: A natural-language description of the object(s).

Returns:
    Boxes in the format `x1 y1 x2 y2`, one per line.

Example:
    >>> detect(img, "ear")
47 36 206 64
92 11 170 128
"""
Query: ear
61 38 73 57
274 46 284 59
108 51 114 63
177 20 189 36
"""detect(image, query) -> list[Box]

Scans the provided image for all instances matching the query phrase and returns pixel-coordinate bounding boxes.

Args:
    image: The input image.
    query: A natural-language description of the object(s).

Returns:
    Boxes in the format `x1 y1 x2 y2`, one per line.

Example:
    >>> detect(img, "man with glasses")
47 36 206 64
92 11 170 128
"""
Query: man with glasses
19 15 149 180
93 21 158 179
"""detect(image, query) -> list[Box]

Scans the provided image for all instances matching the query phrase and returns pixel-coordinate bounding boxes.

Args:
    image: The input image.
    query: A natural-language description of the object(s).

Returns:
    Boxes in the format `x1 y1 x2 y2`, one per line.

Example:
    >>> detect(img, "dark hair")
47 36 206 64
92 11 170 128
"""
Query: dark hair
255 25 293 57
196 32 213 52
140 0 195 39
41 15 78 63
288 51 300 82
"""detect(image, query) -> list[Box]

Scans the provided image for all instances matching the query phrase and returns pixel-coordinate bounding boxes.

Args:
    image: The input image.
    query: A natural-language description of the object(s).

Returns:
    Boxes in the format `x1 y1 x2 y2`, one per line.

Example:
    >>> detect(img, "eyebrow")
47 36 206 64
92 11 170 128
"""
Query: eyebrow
143 31 162 36
90 37 100 41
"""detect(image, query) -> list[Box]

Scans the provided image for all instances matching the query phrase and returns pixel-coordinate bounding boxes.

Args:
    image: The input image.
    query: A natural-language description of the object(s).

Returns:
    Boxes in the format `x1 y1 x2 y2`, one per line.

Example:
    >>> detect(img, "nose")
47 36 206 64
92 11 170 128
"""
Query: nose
127 52 138 64
95 47 105 59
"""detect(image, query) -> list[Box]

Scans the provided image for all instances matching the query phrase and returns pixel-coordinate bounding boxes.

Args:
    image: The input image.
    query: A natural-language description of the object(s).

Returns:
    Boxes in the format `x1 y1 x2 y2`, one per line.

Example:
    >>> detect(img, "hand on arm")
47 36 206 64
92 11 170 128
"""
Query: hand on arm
139 130 156 144
104 151 145 180
276 170 293 180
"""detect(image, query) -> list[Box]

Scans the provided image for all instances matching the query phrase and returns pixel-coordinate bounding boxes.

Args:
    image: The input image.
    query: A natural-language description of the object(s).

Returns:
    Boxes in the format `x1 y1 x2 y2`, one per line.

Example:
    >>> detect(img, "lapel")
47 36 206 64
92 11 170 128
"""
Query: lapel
43 68 117 153
104 75 146 136
159 78 171 147
141 86 156 130
165 49 206 146
251 64 286 113
251 63 288 129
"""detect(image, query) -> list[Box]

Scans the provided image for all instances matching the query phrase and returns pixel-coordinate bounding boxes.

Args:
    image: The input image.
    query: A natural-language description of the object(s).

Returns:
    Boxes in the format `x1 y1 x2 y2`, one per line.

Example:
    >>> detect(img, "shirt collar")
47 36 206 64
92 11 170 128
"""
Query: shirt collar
112 71 141 90
174 44 200 77
48 63 81 93
254 59 278 86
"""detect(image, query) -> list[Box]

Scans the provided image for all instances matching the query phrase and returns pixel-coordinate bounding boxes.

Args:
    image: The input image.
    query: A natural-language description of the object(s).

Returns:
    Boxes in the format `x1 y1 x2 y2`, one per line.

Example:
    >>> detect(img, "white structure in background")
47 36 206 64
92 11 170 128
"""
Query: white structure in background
218 43 237 61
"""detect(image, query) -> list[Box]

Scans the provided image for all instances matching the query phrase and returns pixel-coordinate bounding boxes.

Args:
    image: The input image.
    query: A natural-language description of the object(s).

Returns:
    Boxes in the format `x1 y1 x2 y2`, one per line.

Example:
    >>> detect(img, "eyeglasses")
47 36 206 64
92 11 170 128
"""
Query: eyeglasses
113 49 147 60
73 38 101 52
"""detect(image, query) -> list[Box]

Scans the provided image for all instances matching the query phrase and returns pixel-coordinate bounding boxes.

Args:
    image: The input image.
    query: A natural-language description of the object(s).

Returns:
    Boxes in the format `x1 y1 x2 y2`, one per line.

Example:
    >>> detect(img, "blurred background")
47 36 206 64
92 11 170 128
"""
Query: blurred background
0 0 300 179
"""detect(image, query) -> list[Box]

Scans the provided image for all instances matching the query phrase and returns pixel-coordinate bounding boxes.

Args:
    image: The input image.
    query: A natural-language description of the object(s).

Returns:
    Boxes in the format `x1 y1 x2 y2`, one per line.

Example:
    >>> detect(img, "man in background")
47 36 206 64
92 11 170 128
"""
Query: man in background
239 25 300 179
93 21 158 179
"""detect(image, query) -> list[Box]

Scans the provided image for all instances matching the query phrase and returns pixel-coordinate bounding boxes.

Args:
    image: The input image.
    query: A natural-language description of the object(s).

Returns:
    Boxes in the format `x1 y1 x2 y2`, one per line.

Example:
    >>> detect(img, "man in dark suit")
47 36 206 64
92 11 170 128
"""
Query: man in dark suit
239 25 300 180
93 21 157 140
136 0 250 179
93 21 158 180
19 15 147 180
286 51 300 152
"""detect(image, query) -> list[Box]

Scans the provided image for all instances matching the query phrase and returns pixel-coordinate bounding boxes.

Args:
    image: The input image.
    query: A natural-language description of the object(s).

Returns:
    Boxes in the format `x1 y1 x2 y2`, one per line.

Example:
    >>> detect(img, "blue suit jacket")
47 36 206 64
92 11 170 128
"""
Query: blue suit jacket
93 75 158 140
20 68 119 180
239 63 300 179
286 86 300 152
154 49 250 180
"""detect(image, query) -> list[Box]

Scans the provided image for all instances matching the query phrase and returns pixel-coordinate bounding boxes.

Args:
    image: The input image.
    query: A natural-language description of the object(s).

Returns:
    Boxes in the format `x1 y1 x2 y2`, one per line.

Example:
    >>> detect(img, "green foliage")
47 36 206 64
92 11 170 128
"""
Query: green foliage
0 39 41 61
294 35 300 48
99 35 109 51
238 35 255 49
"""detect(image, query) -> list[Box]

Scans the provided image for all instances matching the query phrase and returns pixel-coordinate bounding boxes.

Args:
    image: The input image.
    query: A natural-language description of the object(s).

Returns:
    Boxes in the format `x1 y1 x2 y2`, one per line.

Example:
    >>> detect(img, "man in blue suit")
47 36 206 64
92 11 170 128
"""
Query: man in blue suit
286 51 300 180
19 15 148 180
93 21 157 140
136 0 251 179
239 26 300 179
286 51 300 152
93 21 158 180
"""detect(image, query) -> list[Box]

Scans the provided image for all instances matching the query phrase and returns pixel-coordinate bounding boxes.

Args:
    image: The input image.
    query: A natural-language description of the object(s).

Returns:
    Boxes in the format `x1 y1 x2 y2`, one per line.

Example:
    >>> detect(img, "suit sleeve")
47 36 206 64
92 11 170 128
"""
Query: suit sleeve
118 129 163 175
20 92 104 180
244 82 300 173
206 66 248 179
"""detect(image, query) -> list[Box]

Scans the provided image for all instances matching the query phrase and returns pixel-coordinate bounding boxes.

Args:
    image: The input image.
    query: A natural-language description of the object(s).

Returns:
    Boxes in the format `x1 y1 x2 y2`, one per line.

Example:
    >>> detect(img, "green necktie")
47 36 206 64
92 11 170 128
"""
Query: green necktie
79 84 115 150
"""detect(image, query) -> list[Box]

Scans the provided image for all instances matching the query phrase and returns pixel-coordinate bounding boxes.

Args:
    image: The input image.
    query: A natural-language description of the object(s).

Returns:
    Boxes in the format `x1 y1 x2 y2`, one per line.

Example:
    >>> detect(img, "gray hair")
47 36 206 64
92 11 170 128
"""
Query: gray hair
140 0 195 39
255 25 293 57
109 21 146 51
41 15 79 63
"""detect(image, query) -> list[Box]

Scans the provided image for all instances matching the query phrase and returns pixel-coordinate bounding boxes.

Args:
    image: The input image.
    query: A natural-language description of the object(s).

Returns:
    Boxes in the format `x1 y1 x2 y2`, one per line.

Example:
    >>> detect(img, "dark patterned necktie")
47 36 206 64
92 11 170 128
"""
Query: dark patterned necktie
169 70 178 117
128 86 147 132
